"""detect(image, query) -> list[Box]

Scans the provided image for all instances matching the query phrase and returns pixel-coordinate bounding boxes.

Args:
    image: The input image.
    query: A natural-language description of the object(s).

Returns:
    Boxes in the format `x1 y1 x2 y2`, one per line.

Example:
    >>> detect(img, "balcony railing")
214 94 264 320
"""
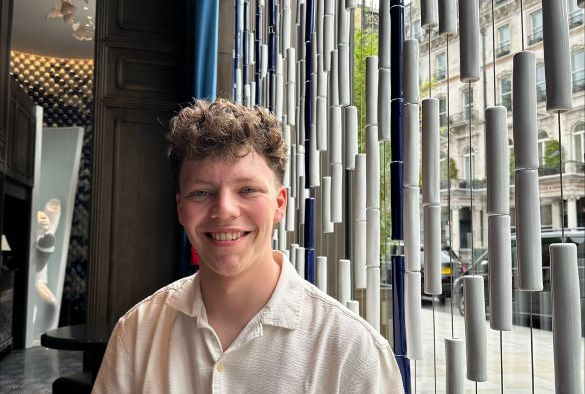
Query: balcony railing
569 10 584 29
449 109 479 125
538 161 585 177
496 41 511 58
528 27 543 46
457 179 487 189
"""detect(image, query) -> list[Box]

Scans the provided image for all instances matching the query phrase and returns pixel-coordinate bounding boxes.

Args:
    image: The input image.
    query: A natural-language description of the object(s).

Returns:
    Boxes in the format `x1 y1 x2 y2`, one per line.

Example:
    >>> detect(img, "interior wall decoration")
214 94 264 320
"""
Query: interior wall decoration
9 50 93 326
233 0 584 392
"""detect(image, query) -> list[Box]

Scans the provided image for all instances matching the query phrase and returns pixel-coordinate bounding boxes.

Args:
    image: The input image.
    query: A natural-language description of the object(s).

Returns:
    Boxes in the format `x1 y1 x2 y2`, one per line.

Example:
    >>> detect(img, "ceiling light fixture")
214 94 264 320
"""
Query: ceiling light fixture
46 0 94 42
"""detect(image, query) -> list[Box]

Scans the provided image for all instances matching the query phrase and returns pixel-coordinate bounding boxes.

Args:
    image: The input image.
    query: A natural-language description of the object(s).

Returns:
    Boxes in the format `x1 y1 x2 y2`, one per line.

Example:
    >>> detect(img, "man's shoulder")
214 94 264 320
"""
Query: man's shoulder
298 282 390 351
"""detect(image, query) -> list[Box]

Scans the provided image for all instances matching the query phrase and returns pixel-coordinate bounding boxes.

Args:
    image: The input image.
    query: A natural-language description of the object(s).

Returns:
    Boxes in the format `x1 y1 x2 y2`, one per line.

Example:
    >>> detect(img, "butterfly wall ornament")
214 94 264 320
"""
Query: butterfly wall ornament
46 0 94 41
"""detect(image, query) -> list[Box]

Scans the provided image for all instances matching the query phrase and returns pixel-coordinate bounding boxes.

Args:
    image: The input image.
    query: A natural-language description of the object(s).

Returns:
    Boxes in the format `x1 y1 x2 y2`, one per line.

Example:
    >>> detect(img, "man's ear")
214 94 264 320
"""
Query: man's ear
274 186 287 223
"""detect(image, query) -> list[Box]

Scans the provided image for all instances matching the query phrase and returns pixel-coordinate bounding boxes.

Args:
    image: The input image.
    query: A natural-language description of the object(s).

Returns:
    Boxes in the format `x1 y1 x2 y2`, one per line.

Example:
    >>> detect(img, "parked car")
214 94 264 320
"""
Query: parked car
453 229 585 333
420 248 465 302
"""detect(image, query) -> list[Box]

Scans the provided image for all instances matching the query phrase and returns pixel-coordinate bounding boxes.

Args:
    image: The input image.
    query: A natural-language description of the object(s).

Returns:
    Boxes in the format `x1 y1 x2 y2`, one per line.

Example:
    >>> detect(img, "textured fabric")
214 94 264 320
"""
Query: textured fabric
92 252 404 394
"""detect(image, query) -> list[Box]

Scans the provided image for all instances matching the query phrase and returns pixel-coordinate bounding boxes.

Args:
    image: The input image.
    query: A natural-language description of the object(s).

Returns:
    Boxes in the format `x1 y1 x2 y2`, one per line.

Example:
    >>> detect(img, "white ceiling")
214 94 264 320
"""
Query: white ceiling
11 0 96 59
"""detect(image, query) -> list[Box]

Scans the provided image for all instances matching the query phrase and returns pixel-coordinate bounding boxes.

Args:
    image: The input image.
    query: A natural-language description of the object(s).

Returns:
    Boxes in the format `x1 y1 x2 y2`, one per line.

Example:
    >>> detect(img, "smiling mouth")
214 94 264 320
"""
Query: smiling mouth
205 231 251 242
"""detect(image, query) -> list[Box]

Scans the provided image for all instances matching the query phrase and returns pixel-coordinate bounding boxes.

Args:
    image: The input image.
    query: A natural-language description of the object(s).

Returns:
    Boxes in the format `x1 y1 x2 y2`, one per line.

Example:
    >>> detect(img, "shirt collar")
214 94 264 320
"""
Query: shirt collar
166 251 304 330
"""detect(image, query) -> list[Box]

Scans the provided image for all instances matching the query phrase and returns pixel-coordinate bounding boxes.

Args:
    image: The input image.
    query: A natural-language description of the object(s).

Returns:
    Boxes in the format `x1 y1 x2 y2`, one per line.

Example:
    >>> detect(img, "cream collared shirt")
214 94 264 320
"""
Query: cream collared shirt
92 252 404 393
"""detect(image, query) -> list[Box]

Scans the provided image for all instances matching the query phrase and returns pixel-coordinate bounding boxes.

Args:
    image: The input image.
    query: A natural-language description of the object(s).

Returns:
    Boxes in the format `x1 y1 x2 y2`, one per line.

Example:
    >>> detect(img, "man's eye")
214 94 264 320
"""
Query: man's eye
240 187 257 194
190 190 210 198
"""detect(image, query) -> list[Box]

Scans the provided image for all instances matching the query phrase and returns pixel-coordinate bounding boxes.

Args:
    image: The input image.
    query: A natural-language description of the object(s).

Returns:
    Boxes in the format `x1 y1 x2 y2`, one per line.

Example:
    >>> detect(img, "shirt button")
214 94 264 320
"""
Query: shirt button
217 362 225 372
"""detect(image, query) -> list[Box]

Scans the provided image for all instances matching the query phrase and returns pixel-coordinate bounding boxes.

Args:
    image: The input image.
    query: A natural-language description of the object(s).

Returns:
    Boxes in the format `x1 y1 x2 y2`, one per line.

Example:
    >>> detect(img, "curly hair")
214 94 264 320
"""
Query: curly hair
167 98 288 187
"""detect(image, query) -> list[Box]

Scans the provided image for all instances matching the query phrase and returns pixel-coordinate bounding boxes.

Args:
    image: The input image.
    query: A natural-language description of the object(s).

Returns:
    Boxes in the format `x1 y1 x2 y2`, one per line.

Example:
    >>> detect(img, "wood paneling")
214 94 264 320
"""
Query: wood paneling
6 79 35 187
0 0 13 170
87 0 186 327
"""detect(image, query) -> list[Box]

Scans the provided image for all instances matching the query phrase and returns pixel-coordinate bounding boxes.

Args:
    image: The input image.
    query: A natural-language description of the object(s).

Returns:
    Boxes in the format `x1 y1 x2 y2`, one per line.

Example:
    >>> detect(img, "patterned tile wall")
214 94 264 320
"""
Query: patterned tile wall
9 51 93 325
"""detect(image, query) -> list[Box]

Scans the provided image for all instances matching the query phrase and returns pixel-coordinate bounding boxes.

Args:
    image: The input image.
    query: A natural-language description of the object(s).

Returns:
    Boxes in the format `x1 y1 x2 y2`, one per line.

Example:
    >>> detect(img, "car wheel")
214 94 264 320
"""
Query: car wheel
457 294 465 316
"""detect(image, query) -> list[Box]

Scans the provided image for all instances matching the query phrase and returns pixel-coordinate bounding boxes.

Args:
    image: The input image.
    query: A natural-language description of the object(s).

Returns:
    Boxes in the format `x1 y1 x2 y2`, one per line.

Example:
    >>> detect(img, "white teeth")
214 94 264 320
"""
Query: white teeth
212 232 243 241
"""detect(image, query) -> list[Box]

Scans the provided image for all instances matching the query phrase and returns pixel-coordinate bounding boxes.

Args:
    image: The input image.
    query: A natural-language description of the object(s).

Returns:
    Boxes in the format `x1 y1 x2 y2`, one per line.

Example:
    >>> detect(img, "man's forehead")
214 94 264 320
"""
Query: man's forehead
179 151 273 182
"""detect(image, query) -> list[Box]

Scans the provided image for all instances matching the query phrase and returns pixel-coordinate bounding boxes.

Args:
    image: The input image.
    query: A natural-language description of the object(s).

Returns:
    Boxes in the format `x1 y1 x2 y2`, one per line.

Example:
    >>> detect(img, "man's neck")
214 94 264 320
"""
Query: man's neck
199 251 282 350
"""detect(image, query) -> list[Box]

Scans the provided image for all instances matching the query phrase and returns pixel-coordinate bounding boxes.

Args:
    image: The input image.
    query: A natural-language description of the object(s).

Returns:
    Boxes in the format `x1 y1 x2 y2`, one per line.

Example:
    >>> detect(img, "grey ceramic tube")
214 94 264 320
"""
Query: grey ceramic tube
316 256 328 293
512 51 538 169
322 176 334 233
366 56 379 126
337 0 350 45
296 246 305 277
379 0 391 69
366 125 380 209
515 169 543 291
317 96 328 151
330 106 342 164
403 40 420 105
331 163 343 223
354 220 367 289
366 267 381 331
422 98 440 205
458 0 480 82
421 0 439 28
346 300 359 314
488 214 513 331
354 155 367 222
403 103 420 187
323 15 334 71
463 276 488 382
345 106 358 170
439 0 458 36
403 186 421 272
485 106 510 215
445 338 465 394
542 0 573 112
423 204 442 295
338 44 350 106
309 125 320 187
378 68 392 141
366 208 381 268
405 271 423 360
286 195 295 231
550 243 583 394
329 50 339 106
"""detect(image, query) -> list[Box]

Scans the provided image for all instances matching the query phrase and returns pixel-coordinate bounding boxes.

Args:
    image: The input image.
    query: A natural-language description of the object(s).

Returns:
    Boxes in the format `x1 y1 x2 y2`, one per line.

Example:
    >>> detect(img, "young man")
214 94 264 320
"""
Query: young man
92 99 404 393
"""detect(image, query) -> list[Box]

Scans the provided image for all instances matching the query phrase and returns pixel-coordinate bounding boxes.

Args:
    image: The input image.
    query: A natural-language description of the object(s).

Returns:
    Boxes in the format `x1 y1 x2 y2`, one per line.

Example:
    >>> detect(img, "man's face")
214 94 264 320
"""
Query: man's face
176 151 286 279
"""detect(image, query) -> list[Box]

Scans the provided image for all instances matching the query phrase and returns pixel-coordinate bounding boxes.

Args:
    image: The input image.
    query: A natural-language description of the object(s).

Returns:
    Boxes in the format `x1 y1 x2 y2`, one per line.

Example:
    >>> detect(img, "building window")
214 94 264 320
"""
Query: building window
414 19 423 42
463 88 473 121
439 96 447 127
571 49 584 93
496 25 511 57
573 122 585 163
528 9 543 46
540 204 553 229
435 52 446 80
499 76 512 111
462 146 476 180
536 63 546 102
568 0 584 29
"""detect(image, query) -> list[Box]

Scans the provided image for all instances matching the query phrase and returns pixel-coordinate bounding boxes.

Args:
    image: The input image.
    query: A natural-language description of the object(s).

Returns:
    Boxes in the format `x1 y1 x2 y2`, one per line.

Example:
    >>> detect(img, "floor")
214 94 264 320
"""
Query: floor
0 346 82 393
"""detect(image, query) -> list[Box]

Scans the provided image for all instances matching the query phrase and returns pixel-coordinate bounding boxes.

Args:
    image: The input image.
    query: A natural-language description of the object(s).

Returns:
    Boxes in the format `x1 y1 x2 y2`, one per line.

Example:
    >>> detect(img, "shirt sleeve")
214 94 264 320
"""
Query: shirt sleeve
91 320 133 394
346 344 405 394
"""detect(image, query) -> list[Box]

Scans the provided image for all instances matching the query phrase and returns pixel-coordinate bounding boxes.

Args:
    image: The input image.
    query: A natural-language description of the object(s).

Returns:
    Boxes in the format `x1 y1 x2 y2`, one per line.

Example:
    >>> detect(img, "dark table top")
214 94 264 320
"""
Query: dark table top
41 324 111 352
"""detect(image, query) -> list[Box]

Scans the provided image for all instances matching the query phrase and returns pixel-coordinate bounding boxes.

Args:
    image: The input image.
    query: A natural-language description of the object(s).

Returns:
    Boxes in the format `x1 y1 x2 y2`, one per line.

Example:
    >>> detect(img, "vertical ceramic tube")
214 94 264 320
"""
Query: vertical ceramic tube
403 186 421 272
338 258 351 306
366 209 381 267
316 256 328 293
445 338 465 394
463 276 487 382
286 195 295 231
403 40 420 105
331 163 343 223
366 56 379 126
323 15 334 71
458 0 480 82
422 98 440 206
329 50 339 106
338 44 350 106
550 243 583 394
512 52 538 169
423 204 441 295
354 155 367 222
366 267 381 332
390 99 404 161
405 271 423 360
515 169 543 291
345 106 358 170
390 162 404 240
317 96 328 151
296 246 305 277
366 125 380 209
354 220 367 289
347 300 359 314
542 0 573 112
378 68 391 141
485 106 510 215
322 176 334 233
439 0 457 36
392 256 407 356
390 5 404 99
488 214 512 331
403 103 420 187
379 0 391 69
421 0 438 28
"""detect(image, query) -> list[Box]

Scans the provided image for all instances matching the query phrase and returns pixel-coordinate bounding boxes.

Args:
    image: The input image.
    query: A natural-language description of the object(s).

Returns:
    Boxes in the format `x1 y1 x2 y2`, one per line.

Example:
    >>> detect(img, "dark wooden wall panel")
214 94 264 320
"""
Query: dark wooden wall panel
0 0 13 170
87 0 186 327
6 79 35 187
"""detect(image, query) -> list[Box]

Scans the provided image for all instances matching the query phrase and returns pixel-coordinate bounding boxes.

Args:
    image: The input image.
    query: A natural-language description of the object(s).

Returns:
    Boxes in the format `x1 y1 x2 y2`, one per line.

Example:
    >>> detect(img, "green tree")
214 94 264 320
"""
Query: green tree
544 139 565 167
440 157 458 180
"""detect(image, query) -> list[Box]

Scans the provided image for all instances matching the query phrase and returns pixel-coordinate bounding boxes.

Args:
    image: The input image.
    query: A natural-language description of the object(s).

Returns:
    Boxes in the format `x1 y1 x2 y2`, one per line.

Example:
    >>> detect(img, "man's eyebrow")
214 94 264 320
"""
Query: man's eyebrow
183 176 265 185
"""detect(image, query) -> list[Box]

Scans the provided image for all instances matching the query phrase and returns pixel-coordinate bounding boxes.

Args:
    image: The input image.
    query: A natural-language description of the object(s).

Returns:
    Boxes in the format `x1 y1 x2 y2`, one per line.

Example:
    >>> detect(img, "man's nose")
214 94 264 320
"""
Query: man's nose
211 191 240 219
